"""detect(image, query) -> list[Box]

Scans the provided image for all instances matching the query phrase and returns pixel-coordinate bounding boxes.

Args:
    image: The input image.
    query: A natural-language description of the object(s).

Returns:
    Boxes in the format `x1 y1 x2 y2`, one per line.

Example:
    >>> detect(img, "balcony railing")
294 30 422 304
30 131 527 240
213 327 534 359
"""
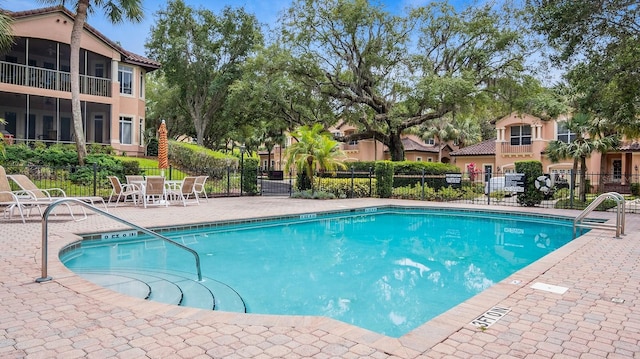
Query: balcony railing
0 61 111 97
500 142 532 154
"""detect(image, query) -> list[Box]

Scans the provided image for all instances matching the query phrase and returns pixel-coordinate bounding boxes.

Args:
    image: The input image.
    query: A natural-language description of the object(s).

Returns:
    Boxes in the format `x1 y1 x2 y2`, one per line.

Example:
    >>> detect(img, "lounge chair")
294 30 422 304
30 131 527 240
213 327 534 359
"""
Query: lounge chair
7 173 107 210
142 176 168 208
0 166 31 223
0 165 71 223
107 176 142 207
166 176 199 206
194 175 209 202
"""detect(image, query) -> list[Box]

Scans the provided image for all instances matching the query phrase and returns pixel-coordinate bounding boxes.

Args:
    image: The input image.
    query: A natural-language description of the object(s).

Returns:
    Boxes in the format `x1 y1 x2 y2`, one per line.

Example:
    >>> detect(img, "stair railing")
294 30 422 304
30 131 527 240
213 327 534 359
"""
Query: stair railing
36 198 202 283
573 192 625 238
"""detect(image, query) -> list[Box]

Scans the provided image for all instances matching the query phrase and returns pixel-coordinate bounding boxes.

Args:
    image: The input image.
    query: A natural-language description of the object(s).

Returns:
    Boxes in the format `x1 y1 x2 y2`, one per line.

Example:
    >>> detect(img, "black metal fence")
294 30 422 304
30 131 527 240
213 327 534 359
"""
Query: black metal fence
2 164 639 213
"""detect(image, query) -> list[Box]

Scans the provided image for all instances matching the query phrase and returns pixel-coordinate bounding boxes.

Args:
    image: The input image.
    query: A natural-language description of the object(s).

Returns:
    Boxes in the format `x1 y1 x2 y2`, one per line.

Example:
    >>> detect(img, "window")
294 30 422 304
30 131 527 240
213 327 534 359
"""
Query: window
425 138 435 145
557 121 576 143
416 157 422 162
510 125 531 145
139 71 145 98
119 116 133 144
139 119 144 145
118 65 133 95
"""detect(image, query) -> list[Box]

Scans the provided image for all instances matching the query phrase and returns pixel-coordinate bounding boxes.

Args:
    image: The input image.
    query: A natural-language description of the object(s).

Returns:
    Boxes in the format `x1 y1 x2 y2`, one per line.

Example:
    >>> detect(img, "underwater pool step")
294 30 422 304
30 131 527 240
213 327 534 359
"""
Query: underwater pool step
73 269 245 312
76 270 184 306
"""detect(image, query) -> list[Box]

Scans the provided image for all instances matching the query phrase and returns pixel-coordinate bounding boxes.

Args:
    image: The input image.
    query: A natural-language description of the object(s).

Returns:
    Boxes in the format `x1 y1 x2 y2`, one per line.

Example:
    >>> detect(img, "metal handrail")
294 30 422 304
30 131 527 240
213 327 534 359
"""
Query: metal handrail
35 198 202 283
573 192 625 238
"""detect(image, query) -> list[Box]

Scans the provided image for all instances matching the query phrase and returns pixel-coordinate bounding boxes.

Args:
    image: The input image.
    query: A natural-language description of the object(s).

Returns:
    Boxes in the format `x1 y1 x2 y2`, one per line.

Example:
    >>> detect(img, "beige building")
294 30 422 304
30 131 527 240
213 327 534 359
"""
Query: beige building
451 113 640 193
0 7 160 156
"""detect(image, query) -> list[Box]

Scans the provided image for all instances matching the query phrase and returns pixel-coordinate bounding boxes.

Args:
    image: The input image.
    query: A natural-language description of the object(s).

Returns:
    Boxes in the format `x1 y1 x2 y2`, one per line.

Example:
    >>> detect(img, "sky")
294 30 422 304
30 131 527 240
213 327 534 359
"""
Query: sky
3 0 428 57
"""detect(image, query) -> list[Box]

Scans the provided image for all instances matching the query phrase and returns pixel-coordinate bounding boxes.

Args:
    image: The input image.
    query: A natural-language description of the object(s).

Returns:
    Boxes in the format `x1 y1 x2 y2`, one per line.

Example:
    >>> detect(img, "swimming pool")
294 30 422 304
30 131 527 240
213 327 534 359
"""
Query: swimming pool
61 207 579 337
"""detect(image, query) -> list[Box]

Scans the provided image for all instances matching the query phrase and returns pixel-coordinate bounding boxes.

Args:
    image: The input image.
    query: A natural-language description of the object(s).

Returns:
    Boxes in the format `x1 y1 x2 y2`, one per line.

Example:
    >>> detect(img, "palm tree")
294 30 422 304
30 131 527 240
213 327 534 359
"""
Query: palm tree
284 124 346 192
41 0 144 165
545 113 618 202
419 118 458 162
452 115 482 148
0 7 13 53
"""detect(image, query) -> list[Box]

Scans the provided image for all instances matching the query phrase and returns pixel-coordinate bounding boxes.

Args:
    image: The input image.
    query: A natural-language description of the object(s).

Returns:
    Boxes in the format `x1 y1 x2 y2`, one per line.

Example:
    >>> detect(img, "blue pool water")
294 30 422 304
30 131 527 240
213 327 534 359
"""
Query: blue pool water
62 208 578 337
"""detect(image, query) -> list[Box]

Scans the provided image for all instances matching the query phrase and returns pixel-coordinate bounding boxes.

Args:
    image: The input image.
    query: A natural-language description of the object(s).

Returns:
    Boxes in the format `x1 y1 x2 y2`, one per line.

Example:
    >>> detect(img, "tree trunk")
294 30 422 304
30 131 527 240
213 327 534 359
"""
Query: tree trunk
387 132 405 161
579 156 587 202
70 0 89 165
598 150 607 191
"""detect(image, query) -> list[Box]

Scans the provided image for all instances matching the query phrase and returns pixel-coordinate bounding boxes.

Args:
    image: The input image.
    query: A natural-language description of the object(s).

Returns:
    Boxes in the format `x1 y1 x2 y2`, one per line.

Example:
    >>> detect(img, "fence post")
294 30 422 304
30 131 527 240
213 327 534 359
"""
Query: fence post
421 168 425 201
486 171 492 205
570 169 575 208
289 171 293 197
226 166 231 196
369 167 373 198
350 166 355 198
169 165 173 180
92 163 97 196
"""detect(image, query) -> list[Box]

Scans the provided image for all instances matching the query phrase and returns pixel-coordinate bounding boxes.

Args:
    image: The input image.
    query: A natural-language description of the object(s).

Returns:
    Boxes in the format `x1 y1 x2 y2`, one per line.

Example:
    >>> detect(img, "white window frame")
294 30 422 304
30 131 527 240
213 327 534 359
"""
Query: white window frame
556 121 576 143
118 65 134 95
139 71 145 98
119 116 133 144
510 125 532 146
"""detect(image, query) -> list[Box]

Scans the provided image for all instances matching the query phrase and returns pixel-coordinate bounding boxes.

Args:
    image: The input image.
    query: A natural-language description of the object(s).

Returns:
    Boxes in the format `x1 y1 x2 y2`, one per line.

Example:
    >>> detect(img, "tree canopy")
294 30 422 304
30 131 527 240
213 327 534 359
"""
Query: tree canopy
276 0 531 160
146 0 263 148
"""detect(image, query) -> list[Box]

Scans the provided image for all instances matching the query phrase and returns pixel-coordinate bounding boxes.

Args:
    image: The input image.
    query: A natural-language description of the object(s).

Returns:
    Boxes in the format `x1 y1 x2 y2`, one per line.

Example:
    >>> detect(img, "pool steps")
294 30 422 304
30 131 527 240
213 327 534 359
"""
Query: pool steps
74 269 245 312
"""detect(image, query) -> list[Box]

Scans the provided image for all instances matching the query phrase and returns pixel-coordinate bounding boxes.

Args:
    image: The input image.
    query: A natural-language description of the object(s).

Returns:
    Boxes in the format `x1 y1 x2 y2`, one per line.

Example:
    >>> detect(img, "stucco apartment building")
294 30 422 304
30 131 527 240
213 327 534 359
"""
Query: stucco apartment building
0 7 160 156
450 113 640 193
258 122 455 172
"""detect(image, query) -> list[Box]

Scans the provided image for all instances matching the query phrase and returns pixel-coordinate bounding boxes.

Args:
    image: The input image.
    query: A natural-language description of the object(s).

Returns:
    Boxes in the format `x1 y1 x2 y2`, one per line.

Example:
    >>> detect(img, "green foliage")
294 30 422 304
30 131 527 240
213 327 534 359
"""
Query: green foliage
121 160 142 176
280 0 528 160
291 190 337 200
316 178 376 198
554 198 618 211
69 154 124 186
631 183 640 196
147 138 159 157
375 161 394 198
392 161 460 188
437 186 462 201
147 0 263 147
515 160 544 207
295 172 312 191
241 157 259 195
553 188 571 200
169 141 237 178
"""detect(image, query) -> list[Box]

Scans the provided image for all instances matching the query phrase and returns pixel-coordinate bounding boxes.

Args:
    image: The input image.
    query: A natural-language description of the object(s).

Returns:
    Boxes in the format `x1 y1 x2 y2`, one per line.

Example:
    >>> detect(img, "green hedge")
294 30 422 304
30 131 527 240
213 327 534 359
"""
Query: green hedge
515 160 544 207
168 141 237 178
376 161 394 198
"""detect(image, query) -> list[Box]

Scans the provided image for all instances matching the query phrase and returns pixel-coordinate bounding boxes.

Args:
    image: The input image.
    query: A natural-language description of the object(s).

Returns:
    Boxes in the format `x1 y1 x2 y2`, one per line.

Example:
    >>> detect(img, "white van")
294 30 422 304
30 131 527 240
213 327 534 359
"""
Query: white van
484 177 514 195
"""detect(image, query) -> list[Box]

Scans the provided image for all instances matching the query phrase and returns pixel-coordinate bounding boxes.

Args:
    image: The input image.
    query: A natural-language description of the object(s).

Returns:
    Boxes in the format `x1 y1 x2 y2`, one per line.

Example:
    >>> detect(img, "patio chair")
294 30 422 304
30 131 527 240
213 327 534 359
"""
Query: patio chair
194 175 209 202
7 173 107 210
107 176 142 207
126 175 144 185
142 176 169 208
166 176 199 206
0 166 32 223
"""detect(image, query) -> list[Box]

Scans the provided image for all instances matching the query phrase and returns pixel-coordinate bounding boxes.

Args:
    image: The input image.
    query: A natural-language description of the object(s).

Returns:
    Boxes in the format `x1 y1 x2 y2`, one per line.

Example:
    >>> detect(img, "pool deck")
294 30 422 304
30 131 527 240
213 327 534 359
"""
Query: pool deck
1 197 639 358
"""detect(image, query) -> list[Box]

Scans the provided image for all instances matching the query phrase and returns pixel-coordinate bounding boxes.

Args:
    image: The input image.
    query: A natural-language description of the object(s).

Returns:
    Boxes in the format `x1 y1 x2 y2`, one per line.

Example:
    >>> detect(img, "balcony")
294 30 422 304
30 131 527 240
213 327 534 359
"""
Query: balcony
0 61 111 97
500 142 532 155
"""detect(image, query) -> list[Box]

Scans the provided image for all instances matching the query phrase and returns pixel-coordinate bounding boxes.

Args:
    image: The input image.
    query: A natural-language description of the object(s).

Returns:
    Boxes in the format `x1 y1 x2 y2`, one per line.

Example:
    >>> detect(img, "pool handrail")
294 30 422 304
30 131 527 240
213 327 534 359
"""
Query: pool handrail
573 192 625 239
36 198 203 283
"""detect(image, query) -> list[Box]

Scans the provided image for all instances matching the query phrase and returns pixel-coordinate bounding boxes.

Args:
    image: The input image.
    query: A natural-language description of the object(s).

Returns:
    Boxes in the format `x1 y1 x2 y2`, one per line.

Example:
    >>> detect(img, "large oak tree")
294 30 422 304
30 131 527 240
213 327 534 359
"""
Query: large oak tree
278 0 530 160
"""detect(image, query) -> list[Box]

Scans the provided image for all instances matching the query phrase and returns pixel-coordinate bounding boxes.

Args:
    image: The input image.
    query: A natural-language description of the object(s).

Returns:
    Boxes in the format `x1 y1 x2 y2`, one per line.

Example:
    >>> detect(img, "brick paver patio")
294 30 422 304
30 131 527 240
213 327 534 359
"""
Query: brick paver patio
1 197 638 358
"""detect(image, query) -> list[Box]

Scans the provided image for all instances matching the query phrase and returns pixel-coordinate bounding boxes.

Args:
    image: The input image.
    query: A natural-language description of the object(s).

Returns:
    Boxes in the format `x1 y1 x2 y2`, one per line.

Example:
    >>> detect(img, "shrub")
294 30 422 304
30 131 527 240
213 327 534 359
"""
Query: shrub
392 161 460 189
437 186 462 201
631 183 640 196
375 161 394 198
291 190 336 199
169 141 237 178
316 178 375 198
242 158 259 195
515 160 544 207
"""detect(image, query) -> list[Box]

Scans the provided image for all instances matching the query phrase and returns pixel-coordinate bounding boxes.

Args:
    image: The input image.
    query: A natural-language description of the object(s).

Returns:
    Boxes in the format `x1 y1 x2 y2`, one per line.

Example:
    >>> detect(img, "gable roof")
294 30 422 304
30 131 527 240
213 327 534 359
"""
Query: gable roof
400 137 440 153
619 141 640 152
8 6 160 72
450 139 496 156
